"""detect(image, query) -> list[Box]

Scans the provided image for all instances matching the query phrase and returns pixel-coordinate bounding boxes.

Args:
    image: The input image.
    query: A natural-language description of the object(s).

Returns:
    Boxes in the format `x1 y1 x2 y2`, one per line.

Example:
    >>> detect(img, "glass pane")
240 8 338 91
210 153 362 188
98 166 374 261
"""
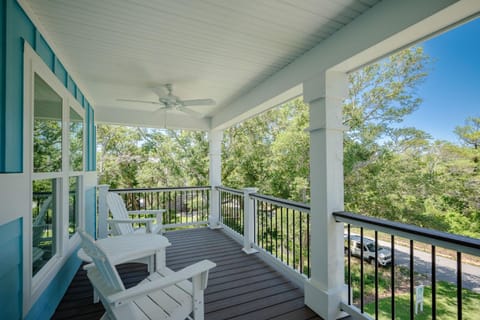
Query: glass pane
32 179 57 276
69 176 80 237
34 74 62 173
70 107 83 171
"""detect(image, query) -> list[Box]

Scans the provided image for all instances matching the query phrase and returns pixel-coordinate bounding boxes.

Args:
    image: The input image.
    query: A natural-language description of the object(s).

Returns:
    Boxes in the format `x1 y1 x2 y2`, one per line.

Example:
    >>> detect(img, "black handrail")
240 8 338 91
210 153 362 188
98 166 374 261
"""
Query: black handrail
110 186 211 192
334 211 480 252
250 193 310 211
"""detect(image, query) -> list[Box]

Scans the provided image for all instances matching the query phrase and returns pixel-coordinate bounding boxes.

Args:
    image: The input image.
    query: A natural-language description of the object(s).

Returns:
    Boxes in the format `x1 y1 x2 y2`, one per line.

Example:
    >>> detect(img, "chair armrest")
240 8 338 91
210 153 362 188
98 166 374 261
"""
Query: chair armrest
107 260 216 305
107 218 155 224
128 209 165 215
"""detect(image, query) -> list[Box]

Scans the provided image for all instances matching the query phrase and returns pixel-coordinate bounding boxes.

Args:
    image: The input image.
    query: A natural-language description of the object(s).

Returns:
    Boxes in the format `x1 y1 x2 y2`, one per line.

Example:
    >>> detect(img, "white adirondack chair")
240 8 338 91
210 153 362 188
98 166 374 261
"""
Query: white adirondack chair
106 192 165 236
32 196 53 264
78 231 215 320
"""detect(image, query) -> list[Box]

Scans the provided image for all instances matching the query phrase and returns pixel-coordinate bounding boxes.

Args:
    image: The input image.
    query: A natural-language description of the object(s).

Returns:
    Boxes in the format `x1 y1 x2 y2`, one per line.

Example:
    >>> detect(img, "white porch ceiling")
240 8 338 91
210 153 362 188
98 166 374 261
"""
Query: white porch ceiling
23 0 381 128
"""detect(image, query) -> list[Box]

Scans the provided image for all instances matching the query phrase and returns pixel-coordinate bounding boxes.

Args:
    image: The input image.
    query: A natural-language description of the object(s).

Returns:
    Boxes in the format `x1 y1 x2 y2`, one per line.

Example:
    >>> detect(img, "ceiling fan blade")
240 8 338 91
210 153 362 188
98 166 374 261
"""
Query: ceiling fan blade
178 106 204 118
117 98 161 105
181 99 216 107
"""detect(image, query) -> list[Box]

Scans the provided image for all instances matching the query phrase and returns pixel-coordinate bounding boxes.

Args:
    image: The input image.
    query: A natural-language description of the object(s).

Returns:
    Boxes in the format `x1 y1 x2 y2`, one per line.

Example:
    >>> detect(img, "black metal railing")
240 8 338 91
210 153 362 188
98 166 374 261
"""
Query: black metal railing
217 186 245 235
251 193 311 277
110 186 210 229
334 211 480 320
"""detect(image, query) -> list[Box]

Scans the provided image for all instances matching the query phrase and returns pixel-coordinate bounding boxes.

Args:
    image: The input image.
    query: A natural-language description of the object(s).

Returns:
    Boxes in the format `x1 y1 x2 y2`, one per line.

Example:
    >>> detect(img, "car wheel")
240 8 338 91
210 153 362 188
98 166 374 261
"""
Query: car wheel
370 258 376 266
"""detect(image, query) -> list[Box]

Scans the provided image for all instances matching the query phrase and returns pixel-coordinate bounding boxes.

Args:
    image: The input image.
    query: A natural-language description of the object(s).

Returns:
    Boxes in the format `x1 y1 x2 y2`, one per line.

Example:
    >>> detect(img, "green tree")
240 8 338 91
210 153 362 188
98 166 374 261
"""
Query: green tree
454 116 480 149
343 47 432 217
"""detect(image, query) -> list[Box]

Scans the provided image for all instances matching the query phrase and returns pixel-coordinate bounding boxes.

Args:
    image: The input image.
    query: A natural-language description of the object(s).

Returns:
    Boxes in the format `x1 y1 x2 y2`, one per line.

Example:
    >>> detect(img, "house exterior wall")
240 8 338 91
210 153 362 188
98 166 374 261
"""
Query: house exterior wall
0 0 97 318
0 219 23 319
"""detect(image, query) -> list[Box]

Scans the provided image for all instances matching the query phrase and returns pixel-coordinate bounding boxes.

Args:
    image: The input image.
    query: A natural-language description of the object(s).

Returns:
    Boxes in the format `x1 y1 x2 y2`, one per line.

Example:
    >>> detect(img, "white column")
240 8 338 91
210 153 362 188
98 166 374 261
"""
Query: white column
242 187 259 254
97 184 109 239
208 130 223 229
303 71 348 320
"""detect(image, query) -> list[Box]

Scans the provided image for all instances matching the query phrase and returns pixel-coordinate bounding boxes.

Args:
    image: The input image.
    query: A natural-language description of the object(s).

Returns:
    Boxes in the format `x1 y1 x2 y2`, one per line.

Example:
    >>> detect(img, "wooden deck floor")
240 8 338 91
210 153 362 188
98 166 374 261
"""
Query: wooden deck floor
53 227 322 320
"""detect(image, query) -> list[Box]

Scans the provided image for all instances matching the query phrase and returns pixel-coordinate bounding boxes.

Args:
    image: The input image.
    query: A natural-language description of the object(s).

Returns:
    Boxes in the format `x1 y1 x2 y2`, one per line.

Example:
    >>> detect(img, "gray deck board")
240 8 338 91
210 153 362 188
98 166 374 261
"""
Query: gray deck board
53 227 322 319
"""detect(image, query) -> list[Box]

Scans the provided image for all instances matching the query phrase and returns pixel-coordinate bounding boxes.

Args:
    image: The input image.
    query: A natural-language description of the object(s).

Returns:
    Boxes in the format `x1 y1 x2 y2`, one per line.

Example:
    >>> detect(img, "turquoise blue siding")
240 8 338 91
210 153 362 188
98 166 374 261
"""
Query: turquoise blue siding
54 57 67 86
67 75 76 98
3 0 35 173
35 30 54 70
0 218 23 320
76 86 84 106
25 254 81 320
0 0 5 172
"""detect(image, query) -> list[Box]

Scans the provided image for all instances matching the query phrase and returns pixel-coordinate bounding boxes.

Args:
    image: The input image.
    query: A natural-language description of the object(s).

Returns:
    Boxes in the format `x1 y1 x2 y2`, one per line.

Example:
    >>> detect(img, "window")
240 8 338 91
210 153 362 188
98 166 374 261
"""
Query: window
28 58 85 281
32 179 57 276
31 73 63 276
33 74 62 172
24 41 87 311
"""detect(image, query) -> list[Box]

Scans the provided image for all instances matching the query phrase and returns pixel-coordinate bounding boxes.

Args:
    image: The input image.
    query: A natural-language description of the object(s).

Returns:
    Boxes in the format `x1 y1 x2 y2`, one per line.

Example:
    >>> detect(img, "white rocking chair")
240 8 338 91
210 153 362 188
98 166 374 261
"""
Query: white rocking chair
106 192 165 235
79 231 215 320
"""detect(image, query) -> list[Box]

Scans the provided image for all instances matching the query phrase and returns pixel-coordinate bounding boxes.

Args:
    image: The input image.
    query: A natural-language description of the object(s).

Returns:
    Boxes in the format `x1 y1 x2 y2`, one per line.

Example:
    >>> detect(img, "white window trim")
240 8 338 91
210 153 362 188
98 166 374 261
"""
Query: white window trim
23 42 84 315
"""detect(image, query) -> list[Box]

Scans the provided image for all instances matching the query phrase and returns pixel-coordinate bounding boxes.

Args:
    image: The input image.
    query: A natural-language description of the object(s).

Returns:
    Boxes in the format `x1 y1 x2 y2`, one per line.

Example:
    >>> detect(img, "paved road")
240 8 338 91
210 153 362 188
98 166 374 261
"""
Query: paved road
378 240 480 292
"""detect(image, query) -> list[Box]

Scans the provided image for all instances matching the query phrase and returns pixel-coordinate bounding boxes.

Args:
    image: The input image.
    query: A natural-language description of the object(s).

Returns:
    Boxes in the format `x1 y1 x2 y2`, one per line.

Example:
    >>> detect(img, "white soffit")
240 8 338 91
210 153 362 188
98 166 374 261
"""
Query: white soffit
24 0 380 128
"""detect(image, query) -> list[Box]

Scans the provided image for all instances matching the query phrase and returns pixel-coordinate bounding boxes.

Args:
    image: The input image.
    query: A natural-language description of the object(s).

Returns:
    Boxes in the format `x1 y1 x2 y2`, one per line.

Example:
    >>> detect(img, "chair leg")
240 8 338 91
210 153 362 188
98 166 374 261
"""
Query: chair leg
192 275 204 320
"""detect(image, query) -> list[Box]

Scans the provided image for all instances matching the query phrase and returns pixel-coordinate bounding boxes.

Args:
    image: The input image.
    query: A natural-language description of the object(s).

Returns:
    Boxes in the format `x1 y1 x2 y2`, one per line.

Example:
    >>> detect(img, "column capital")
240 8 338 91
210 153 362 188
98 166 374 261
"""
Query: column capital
303 71 348 104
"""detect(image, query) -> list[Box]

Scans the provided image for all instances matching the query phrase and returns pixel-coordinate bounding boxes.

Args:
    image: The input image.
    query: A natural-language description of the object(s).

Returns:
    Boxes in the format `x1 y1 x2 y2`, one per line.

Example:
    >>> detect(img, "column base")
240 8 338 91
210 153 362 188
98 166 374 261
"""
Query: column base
242 247 259 255
304 279 348 320
208 223 223 230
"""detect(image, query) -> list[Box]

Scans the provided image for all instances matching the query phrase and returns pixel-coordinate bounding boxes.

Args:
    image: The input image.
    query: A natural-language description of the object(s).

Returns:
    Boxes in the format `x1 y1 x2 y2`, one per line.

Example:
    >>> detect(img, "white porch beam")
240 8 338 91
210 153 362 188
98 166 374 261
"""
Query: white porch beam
211 0 478 130
208 130 223 228
304 71 348 320
95 107 211 131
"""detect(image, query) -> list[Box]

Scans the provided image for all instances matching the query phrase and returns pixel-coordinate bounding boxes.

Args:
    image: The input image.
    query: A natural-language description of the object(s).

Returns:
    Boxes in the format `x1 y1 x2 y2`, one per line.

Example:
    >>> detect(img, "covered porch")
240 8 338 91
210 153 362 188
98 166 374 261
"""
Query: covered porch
1 0 480 319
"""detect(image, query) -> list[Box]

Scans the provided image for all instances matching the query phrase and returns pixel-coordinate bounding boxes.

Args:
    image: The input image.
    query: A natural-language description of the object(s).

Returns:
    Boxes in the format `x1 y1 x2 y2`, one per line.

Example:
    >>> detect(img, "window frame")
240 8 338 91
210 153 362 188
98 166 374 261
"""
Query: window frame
23 42 86 313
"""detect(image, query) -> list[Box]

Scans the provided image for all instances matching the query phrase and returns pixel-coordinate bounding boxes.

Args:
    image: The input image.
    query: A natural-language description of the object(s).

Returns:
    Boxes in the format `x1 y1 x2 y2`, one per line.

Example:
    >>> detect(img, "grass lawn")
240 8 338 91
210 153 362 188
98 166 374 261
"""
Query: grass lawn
364 281 480 319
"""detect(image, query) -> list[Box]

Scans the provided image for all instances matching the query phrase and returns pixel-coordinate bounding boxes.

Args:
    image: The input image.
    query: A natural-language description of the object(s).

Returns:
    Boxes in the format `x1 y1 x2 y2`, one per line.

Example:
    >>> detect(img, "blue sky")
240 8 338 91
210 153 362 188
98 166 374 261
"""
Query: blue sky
402 17 480 143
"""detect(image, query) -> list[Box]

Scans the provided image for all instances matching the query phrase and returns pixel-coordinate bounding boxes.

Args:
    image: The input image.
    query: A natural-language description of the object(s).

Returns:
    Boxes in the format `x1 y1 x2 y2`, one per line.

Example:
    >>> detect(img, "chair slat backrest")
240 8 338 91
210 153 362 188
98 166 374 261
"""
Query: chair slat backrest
106 192 135 235
78 231 125 293
34 196 52 226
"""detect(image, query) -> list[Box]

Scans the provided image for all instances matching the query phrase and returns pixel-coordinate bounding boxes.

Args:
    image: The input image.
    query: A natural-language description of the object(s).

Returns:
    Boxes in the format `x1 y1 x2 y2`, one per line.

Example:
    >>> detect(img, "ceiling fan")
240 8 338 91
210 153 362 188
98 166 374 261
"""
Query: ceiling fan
117 84 216 117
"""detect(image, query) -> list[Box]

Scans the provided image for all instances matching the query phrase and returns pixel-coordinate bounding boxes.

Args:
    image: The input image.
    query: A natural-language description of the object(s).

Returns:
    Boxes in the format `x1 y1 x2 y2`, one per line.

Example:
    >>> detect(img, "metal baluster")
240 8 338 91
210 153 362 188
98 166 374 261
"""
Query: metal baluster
300 210 303 274
410 240 414 320
347 225 351 305
168 191 171 224
262 201 266 249
287 208 290 267
293 209 296 270
269 203 273 253
391 235 395 319
432 245 436 320
275 205 279 258
375 231 378 320
281 205 284 263
360 228 364 312
457 251 462 320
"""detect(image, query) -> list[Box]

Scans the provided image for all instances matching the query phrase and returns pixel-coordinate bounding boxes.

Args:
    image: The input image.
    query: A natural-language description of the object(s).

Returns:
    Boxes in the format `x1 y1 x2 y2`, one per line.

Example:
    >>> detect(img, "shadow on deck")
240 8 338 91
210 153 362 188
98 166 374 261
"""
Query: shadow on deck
53 227 322 320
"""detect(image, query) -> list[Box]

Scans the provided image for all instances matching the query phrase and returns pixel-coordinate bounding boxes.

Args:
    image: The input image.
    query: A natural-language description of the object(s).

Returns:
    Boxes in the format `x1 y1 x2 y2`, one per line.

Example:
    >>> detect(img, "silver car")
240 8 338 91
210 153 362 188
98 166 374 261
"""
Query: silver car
344 234 392 266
